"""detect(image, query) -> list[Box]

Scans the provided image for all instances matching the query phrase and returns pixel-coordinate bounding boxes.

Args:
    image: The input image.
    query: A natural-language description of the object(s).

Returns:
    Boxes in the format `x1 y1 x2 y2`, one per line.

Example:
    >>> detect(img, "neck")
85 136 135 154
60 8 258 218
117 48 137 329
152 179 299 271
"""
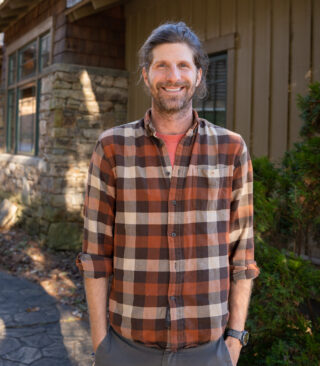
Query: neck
150 102 194 135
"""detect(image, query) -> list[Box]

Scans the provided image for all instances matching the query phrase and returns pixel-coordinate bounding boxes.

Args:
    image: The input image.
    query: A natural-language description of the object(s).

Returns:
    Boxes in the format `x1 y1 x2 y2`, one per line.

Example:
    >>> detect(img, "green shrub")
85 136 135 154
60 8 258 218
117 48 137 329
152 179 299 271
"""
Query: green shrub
297 81 320 138
252 82 320 254
282 137 320 254
247 84 320 364
239 239 320 365
252 157 282 241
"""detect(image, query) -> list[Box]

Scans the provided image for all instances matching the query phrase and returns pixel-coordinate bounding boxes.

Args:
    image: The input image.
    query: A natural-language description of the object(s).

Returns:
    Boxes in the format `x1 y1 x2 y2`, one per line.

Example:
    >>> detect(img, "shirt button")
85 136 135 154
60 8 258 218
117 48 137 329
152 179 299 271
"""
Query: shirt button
170 296 176 301
172 200 177 206
171 232 176 237
166 171 170 176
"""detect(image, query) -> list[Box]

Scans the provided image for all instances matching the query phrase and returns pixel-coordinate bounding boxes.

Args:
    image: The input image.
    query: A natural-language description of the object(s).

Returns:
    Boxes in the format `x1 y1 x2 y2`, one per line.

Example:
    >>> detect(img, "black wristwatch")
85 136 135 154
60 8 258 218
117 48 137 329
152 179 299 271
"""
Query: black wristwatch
225 328 249 346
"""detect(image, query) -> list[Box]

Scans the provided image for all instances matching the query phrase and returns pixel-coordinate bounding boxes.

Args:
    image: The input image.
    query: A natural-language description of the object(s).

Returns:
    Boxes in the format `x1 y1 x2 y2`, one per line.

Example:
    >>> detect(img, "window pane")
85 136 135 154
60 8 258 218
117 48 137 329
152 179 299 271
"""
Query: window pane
39 32 51 71
17 85 36 154
195 53 227 127
8 54 16 86
18 41 37 80
67 0 82 8
6 89 16 153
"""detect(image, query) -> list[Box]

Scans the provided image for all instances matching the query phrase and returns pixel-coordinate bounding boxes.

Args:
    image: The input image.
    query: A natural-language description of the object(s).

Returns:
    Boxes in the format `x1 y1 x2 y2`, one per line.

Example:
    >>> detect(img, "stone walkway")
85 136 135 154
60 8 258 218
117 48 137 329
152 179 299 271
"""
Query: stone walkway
0 271 92 366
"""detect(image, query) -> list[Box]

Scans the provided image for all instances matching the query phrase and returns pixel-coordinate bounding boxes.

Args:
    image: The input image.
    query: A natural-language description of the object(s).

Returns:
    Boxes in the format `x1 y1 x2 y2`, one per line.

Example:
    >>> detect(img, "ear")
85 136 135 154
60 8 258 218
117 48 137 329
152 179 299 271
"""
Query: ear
196 68 202 87
142 67 150 88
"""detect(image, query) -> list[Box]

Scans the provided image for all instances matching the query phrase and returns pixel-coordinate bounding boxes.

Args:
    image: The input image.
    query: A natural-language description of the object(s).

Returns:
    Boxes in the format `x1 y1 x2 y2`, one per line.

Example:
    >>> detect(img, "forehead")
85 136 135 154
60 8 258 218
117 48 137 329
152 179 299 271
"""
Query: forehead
150 42 195 65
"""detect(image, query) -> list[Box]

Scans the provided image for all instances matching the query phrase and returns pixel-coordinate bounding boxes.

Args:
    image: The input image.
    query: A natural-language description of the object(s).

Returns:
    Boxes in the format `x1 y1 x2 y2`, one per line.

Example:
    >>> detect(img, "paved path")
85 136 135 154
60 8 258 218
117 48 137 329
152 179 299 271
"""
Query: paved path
0 271 92 366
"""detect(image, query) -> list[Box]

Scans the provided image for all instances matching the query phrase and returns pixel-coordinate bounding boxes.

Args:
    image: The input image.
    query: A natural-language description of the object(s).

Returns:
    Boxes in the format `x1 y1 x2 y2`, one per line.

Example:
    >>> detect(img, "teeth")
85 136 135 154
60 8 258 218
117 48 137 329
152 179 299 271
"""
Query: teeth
164 88 181 92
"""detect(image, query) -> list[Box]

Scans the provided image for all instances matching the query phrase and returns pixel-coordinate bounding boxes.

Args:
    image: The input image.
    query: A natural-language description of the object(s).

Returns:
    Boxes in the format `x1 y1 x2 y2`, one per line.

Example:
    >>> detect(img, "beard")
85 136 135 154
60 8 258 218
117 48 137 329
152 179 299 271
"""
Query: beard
148 80 198 115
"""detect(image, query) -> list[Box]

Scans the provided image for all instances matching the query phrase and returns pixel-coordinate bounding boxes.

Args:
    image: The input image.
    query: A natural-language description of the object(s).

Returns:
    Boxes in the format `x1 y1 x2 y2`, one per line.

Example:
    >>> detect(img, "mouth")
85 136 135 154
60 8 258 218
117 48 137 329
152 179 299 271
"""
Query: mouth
162 87 184 93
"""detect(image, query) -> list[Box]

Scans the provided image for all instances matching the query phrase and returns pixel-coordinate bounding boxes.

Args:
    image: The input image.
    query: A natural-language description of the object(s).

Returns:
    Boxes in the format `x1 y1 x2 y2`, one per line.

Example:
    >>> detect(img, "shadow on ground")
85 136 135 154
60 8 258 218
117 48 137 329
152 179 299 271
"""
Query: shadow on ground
0 271 92 366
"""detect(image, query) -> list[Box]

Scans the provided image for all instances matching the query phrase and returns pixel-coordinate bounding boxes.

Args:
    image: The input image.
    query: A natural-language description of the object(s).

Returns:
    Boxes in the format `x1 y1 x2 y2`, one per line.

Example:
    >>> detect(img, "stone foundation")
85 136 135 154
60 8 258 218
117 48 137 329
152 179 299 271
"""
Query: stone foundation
0 63 128 250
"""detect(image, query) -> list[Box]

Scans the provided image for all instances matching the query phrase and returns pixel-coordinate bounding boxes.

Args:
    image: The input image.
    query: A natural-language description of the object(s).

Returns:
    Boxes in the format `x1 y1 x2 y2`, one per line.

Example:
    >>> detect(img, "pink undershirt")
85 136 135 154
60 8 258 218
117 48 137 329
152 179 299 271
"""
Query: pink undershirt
156 132 185 167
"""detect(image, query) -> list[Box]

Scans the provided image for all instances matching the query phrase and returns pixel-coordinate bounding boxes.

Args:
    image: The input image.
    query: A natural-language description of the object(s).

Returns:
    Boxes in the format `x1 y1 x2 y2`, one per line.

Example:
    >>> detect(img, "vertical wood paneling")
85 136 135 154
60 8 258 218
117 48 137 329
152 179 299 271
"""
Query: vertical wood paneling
206 0 220 40
192 0 206 40
125 15 134 70
252 0 271 157
313 0 320 81
138 9 152 117
269 0 289 161
234 0 253 142
289 0 311 146
126 13 137 120
155 0 169 25
126 0 316 157
132 11 144 119
220 0 236 36
177 0 193 24
166 0 180 22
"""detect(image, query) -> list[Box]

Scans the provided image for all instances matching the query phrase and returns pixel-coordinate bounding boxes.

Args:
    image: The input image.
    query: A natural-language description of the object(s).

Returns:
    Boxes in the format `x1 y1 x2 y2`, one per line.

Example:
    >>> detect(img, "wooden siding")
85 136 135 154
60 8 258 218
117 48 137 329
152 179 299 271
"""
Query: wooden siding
125 0 318 160
4 0 125 70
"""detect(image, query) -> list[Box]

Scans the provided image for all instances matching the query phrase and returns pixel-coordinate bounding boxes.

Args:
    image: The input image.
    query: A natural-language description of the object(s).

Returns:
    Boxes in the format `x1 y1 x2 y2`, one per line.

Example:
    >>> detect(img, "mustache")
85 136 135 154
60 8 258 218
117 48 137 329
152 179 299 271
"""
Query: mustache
156 82 189 88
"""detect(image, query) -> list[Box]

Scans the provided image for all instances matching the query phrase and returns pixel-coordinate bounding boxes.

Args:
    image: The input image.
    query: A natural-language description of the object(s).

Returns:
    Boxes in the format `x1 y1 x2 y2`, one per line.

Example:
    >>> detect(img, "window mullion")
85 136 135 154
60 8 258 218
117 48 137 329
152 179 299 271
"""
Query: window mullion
14 88 19 154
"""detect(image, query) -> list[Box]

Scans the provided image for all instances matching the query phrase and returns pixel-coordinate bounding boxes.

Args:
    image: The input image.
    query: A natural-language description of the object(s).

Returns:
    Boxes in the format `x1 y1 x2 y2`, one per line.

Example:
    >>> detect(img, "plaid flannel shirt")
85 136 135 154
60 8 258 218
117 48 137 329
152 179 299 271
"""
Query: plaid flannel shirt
76 110 259 351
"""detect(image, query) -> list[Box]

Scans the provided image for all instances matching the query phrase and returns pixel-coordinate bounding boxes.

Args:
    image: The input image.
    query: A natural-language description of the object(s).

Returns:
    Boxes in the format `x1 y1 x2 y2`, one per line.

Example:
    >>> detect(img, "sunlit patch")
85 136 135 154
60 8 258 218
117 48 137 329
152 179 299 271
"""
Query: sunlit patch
80 70 100 115
25 245 45 264
0 318 6 341
40 270 77 299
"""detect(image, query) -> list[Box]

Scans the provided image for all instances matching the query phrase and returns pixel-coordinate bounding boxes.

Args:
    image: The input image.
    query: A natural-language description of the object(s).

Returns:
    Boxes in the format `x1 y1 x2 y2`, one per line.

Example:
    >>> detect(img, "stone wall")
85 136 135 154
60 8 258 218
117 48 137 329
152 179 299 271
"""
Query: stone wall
0 63 128 250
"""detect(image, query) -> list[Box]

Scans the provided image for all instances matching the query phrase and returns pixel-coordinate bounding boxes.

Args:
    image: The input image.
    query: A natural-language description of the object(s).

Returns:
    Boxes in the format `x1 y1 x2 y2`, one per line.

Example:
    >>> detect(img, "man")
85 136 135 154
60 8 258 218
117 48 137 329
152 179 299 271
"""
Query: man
77 22 259 366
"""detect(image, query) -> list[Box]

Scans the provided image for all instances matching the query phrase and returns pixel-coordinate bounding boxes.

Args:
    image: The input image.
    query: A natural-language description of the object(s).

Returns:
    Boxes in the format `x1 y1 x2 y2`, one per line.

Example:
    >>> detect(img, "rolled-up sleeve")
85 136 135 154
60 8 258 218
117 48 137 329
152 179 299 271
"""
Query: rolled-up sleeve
76 139 115 278
229 138 260 281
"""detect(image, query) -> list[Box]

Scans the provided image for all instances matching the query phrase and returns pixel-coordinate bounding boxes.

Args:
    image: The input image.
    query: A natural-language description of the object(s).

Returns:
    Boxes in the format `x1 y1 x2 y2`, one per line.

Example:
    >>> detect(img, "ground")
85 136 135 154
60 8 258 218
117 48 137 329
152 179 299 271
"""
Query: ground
0 227 87 320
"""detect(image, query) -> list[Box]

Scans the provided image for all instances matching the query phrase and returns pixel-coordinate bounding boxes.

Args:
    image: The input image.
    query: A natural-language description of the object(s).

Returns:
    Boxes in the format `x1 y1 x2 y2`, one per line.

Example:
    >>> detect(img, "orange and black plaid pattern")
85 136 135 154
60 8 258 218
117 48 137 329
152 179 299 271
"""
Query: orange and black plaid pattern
76 110 259 351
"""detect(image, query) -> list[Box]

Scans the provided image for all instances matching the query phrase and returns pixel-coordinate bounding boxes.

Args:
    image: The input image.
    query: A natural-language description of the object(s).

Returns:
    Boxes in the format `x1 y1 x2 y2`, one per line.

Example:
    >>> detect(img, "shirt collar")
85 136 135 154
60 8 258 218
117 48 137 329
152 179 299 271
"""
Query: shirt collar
143 109 200 138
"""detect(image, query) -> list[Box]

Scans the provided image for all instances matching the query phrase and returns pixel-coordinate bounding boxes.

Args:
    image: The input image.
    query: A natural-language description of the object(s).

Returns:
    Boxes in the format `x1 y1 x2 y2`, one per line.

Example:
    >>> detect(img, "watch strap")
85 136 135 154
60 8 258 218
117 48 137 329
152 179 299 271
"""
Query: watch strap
225 328 249 346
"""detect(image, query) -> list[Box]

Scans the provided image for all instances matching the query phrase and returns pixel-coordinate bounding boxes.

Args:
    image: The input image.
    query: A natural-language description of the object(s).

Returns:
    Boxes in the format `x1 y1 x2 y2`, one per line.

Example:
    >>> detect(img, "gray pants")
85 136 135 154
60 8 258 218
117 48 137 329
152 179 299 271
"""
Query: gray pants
95 327 233 366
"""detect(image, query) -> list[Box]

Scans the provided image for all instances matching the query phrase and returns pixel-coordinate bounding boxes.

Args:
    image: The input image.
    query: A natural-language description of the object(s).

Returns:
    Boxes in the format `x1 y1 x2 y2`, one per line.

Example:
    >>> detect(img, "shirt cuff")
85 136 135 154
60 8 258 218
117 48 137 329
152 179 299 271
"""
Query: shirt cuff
229 263 260 281
76 252 113 278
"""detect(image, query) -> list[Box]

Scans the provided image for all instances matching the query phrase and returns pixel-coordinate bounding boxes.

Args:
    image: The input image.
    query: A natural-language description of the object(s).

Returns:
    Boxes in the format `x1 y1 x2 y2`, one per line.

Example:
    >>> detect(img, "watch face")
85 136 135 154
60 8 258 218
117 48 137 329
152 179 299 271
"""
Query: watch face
242 331 249 346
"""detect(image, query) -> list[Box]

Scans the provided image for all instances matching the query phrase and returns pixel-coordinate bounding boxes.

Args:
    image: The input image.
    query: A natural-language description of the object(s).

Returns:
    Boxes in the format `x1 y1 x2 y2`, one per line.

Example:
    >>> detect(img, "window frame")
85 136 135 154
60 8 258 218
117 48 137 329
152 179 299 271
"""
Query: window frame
196 52 228 127
203 33 236 131
4 17 53 156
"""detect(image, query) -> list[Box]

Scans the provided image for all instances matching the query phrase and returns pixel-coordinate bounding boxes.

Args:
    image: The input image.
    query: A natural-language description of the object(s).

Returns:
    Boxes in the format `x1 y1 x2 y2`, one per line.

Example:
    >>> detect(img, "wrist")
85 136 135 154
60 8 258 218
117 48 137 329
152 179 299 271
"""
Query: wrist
225 328 249 346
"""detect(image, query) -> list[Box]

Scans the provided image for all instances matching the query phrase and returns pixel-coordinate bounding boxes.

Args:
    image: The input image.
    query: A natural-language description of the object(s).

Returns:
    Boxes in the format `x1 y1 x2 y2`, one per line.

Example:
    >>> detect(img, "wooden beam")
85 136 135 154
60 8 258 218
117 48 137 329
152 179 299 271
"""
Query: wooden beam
67 2 96 22
203 33 236 54
0 8 23 18
8 0 31 10
91 0 120 10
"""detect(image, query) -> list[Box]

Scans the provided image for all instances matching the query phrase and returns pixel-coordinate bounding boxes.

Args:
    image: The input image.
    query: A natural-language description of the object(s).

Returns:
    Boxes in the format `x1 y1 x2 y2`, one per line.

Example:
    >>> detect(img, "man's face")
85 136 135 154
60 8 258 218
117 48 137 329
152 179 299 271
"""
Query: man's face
142 42 202 114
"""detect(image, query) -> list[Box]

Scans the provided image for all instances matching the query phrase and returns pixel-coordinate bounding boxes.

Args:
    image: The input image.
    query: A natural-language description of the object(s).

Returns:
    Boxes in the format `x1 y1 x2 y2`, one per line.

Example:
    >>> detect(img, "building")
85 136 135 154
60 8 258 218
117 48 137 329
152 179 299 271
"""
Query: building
0 0 319 251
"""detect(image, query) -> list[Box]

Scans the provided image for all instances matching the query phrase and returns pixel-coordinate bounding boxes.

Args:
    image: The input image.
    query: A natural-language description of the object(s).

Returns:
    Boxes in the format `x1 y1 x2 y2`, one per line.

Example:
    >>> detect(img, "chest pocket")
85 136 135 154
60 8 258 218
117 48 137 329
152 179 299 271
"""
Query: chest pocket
194 167 220 188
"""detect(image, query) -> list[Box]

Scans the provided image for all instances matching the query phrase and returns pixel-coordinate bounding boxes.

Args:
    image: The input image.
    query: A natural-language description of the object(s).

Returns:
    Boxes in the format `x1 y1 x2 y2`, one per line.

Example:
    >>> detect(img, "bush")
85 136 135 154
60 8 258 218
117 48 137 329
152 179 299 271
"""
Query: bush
252 82 320 254
239 239 320 365
246 82 320 364
252 157 283 243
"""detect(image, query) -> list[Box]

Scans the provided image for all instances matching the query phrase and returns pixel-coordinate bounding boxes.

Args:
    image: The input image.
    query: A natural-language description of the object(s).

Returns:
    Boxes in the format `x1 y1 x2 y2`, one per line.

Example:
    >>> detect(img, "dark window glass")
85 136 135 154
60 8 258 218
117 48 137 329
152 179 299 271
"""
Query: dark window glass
17 85 36 154
18 41 37 80
8 54 16 86
6 89 16 153
39 32 51 71
6 31 51 156
196 53 227 127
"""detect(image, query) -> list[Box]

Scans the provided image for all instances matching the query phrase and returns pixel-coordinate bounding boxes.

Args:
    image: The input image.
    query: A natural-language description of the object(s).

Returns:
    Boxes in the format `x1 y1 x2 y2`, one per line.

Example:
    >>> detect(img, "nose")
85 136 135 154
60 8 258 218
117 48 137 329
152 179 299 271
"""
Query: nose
166 65 180 84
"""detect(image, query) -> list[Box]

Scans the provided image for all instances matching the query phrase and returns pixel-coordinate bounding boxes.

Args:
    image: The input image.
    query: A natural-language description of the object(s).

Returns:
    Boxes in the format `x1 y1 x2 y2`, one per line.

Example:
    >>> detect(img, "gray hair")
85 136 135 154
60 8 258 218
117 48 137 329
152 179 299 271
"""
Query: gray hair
138 22 209 98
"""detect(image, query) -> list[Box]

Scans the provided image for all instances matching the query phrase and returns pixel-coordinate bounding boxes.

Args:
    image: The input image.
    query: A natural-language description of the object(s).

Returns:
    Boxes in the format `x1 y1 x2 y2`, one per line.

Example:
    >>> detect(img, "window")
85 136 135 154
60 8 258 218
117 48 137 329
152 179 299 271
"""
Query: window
6 31 51 155
195 52 228 127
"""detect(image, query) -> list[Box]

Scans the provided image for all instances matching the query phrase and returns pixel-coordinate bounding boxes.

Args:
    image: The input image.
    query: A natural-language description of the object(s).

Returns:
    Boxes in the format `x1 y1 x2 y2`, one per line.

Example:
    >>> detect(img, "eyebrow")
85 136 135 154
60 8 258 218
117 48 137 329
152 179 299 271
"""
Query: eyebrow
153 59 193 66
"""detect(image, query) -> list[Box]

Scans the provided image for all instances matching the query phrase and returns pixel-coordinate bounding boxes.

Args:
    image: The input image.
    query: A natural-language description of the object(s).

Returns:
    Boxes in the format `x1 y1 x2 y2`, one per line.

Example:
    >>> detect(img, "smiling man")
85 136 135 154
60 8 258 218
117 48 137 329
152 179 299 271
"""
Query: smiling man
77 22 259 366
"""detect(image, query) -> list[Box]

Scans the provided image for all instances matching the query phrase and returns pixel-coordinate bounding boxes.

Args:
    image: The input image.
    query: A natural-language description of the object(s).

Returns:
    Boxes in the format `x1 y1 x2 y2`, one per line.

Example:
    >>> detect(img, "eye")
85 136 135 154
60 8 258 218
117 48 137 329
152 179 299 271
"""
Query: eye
179 63 190 69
